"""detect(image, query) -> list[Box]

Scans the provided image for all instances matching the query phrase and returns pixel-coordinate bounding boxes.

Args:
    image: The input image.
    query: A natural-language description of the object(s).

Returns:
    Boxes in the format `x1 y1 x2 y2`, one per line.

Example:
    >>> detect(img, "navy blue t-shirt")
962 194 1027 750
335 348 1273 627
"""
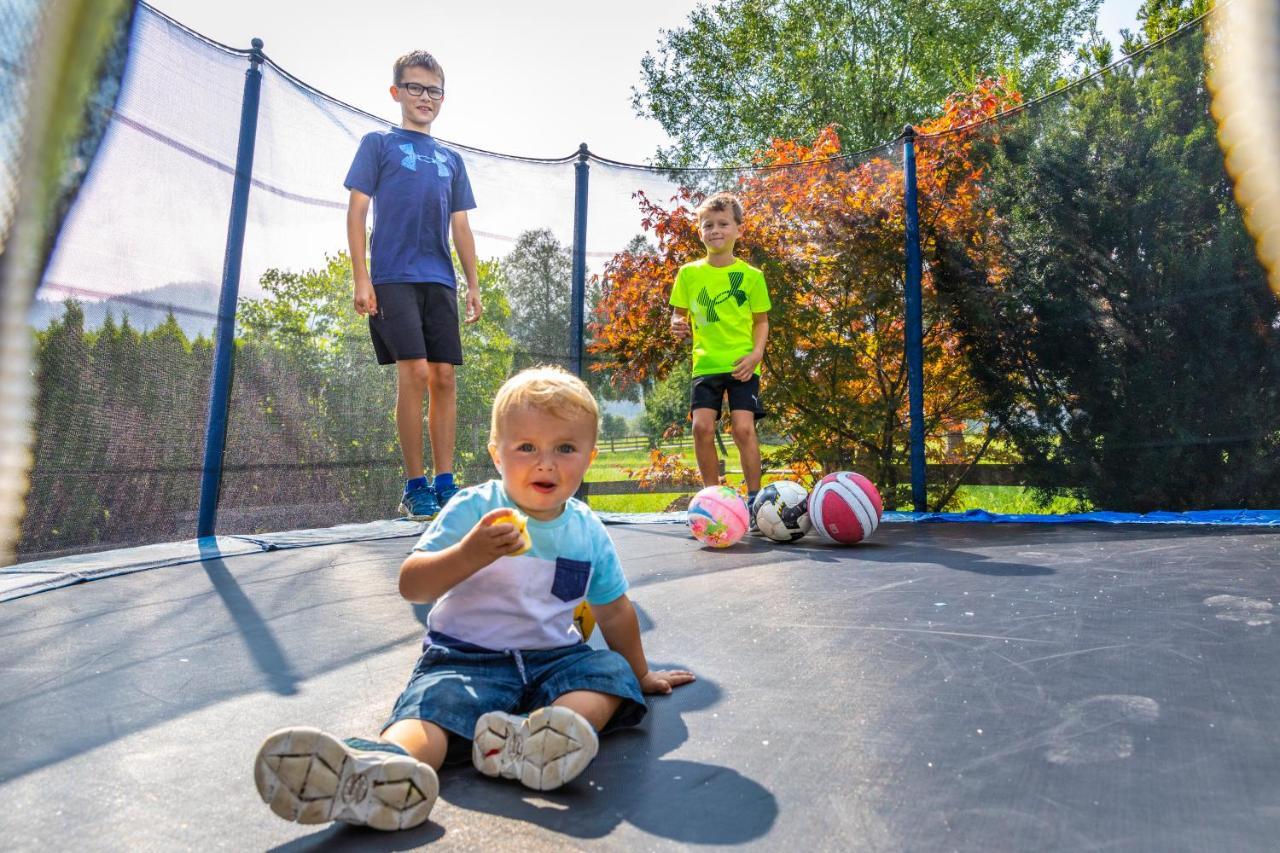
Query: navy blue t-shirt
344 127 476 287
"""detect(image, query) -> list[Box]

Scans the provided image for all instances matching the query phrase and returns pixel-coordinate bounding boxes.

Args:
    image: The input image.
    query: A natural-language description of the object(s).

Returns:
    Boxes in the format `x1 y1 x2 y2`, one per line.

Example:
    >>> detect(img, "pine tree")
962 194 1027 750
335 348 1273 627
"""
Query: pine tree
935 22 1280 510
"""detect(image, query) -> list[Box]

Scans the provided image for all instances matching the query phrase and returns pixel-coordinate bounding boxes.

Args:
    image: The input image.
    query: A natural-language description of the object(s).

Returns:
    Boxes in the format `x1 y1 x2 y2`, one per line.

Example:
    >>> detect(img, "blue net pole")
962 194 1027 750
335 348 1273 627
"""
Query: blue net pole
902 125 927 512
570 142 589 377
196 38 264 538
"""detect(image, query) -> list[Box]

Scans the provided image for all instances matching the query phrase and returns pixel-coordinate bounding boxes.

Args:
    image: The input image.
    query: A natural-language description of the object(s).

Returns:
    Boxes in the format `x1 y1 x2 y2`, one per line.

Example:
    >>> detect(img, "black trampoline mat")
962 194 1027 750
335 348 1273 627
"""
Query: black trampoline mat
2 522 1278 851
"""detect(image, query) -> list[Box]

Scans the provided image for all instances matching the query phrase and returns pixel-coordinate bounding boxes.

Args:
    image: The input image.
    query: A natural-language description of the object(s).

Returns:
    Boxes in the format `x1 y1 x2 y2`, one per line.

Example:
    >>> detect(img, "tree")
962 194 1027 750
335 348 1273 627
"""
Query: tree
639 370 693 444
633 0 1098 168
93 311 142 406
592 79 1020 508
500 228 574 366
20 249 519 554
600 413 628 441
499 227 638 403
933 17 1280 511
25 301 102 552
1121 0 1212 51
22 301 211 556
236 251 514 528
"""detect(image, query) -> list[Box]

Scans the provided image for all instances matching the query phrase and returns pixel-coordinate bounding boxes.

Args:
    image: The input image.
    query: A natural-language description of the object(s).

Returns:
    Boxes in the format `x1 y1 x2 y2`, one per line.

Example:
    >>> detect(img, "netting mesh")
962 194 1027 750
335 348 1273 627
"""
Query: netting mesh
215 58 584 534
923 19 1280 514
586 143 911 501
0 1 48 243
26 9 242 558
19 5 1280 560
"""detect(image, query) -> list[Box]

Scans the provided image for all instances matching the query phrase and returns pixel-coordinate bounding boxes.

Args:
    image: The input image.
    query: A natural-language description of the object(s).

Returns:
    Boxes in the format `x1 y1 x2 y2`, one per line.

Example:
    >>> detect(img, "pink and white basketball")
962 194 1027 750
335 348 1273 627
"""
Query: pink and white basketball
809 472 883 545
686 485 749 548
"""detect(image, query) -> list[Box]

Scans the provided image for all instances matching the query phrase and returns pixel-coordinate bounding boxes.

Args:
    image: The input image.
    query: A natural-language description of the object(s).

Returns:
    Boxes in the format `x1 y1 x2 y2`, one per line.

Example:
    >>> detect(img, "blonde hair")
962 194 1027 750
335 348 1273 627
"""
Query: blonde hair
489 366 600 444
695 191 744 225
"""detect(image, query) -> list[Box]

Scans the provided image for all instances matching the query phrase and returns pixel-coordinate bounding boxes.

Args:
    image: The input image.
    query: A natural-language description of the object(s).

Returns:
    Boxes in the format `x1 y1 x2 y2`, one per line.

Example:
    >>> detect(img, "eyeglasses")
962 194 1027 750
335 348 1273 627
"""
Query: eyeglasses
399 81 445 101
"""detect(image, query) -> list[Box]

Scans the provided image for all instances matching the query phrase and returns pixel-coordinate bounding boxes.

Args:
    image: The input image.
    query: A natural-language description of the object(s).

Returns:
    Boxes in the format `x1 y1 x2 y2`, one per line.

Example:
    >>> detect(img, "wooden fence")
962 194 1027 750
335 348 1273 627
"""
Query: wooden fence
596 435 691 453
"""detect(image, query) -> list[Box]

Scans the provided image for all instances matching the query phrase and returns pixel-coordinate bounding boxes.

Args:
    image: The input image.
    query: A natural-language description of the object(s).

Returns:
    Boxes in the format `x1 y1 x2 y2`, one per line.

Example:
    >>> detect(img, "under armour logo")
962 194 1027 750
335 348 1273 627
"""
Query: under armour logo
727 272 747 305
694 273 747 323
399 144 451 176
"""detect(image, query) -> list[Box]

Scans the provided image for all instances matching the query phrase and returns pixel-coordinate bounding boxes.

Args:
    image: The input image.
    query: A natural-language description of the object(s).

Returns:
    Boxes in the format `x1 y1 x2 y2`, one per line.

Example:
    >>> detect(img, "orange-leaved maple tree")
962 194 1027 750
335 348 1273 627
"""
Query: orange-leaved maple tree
589 78 1021 509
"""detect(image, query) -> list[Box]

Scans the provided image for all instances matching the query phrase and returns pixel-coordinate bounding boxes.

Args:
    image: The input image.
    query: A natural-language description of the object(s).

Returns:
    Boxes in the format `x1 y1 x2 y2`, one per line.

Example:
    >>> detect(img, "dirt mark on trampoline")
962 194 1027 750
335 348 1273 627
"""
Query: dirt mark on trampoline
1204 595 1274 626
1044 695 1160 765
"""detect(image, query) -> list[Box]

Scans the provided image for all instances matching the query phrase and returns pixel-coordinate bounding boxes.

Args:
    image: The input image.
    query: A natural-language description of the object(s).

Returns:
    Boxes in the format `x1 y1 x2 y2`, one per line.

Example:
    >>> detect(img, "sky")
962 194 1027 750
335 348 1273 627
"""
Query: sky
148 0 1147 165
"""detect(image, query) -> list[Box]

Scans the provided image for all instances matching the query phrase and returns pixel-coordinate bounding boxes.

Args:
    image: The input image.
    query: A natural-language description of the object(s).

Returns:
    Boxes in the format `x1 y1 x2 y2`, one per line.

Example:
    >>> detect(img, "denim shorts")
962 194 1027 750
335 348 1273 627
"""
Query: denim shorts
383 642 647 749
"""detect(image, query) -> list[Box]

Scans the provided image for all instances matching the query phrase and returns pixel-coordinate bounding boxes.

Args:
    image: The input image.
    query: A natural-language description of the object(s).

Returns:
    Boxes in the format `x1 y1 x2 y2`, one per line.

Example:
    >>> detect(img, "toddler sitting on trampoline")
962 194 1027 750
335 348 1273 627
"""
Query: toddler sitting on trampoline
253 366 694 831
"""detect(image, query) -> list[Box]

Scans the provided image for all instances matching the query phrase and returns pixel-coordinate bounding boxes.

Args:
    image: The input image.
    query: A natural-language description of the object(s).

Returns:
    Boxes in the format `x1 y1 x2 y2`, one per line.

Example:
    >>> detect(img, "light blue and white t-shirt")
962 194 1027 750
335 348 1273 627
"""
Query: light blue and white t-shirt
412 479 628 651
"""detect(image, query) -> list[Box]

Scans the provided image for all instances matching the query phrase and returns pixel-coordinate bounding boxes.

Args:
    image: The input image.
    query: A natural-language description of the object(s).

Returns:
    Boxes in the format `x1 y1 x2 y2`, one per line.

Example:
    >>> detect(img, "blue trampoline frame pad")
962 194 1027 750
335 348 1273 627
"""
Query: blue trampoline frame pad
4 509 1278 603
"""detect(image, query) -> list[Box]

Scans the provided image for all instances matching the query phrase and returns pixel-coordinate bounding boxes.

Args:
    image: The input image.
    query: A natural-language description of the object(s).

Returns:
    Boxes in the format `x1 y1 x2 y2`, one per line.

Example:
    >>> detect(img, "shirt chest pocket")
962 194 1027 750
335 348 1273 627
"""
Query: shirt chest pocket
551 557 591 602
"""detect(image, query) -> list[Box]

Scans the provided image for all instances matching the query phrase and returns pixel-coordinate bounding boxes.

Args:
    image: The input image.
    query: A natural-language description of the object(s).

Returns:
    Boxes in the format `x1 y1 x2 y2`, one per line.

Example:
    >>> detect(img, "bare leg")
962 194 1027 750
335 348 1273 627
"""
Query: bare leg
691 408 721 487
553 690 623 732
730 409 762 493
395 359 431 479
425 362 457 476
382 718 450 770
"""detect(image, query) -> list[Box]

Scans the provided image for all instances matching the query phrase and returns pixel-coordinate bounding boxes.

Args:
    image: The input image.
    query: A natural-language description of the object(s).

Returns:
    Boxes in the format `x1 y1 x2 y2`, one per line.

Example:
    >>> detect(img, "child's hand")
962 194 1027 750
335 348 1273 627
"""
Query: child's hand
462 508 527 564
354 276 377 316
670 312 691 339
731 350 762 381
464 285 483 324
640 668 696 695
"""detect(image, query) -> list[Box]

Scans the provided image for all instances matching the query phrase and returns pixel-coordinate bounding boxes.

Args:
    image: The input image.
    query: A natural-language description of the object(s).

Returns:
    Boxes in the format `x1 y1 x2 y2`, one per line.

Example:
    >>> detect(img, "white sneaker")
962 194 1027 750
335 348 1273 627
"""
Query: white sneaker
472 706 599 791
254 728 438 831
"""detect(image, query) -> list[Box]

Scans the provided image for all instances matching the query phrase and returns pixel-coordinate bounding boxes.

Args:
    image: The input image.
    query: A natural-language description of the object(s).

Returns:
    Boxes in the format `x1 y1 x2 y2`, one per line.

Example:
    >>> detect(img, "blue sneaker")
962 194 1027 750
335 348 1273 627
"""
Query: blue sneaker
399 483 440 520
436 482 459 508
255 727 438 830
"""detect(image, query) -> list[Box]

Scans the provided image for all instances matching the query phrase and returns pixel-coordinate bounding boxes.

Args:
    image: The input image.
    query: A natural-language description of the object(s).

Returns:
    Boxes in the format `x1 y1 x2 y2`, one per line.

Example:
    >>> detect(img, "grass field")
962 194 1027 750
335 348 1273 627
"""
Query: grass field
587 441 786 481
950 486 1086 514
586 442 1088 516
587 486 1083 515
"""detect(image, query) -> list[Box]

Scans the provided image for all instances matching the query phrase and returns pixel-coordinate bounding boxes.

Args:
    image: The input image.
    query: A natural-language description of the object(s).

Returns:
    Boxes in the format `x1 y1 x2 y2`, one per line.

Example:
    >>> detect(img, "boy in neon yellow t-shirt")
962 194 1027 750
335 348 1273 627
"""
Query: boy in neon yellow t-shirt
668 192 771 527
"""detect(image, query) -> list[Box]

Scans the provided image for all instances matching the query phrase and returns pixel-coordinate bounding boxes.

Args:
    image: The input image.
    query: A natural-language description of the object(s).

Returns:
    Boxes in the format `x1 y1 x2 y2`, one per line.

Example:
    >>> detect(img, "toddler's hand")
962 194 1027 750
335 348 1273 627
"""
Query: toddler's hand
640 668 696 695
463 508 527 564
670 313 690 339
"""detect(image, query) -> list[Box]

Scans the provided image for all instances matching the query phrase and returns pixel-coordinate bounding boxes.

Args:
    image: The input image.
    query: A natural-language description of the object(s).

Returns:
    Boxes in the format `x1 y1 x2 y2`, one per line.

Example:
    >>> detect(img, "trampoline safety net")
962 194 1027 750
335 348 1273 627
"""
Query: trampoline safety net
13 4 1280 562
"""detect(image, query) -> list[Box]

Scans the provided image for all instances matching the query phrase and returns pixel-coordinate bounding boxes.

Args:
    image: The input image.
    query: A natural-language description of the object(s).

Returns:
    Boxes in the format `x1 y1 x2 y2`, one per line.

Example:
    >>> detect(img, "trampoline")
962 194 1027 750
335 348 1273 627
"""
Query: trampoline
3 517 1279 850
4 2 1280 849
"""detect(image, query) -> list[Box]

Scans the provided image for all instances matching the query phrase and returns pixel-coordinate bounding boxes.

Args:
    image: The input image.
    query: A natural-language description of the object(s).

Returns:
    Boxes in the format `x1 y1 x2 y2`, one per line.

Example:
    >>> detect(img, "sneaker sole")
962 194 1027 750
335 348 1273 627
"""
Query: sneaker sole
254 727 438 831
398 502 437 522
472 706 599 791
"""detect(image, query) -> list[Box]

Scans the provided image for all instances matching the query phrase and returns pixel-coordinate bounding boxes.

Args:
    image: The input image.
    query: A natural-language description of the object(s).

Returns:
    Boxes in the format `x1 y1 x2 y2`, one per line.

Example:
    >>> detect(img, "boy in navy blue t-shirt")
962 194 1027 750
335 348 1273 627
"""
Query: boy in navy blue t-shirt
345 50 481 520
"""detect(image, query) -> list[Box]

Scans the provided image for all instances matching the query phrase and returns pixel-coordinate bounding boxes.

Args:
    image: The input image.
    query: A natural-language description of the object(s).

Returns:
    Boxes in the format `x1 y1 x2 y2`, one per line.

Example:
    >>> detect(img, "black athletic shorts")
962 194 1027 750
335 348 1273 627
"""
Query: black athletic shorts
690 372 766 420
369 282 463 365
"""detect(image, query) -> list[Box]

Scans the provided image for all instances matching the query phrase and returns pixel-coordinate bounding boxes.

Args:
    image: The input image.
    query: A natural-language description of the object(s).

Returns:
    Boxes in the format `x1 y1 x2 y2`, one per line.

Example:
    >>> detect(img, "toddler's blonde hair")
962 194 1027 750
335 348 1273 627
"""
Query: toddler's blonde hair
489 366 600 444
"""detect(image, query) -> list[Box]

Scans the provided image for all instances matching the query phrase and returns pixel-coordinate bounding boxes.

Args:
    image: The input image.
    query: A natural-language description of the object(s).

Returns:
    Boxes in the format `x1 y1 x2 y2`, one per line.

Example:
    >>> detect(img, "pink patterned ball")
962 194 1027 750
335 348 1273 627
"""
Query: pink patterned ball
686 485 749 548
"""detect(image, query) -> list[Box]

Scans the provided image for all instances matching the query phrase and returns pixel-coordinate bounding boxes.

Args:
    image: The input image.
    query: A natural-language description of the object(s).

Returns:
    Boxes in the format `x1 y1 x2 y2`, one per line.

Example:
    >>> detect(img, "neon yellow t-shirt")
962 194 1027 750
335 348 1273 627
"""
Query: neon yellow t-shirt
668 257 771 377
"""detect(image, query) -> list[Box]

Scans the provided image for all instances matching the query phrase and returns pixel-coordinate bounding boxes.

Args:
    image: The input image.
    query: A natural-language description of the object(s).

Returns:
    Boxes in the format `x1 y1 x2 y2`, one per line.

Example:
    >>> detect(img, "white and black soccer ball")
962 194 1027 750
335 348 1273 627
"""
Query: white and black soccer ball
752 480 812 542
